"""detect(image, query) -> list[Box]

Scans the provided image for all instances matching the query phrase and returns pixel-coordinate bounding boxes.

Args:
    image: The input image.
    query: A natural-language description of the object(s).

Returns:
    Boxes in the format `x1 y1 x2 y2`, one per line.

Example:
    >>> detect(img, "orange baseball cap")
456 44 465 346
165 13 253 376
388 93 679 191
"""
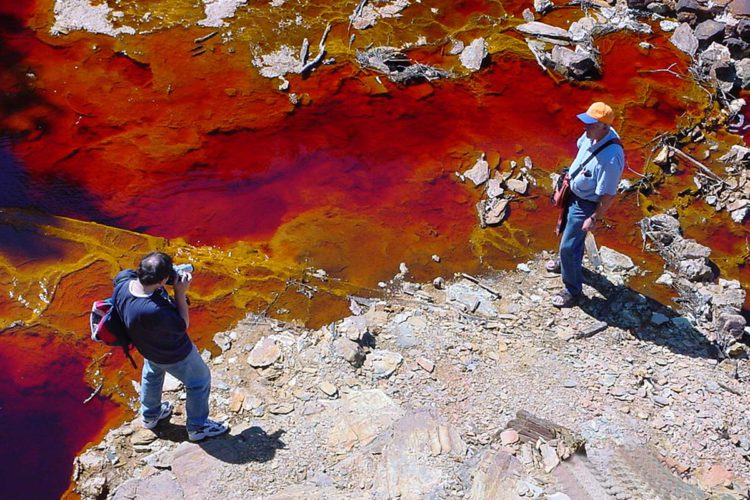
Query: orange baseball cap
577 102 614 125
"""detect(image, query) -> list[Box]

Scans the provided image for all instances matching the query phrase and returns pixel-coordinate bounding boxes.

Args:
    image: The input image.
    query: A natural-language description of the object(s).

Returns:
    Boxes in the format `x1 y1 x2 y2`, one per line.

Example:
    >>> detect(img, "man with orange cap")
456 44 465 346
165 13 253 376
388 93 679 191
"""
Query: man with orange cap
549 102 625 307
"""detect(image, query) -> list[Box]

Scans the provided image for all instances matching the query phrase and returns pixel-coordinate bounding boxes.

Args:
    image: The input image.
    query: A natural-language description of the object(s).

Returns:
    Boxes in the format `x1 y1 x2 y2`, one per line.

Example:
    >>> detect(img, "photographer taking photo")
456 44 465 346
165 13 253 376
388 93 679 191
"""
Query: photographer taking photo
112 251 229 441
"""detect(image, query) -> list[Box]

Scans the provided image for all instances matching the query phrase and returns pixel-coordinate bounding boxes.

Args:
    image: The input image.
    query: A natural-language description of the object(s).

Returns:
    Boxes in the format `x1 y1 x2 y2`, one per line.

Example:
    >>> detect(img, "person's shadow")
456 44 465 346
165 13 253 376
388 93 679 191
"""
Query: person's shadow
577 268 721 360
151 423 286 464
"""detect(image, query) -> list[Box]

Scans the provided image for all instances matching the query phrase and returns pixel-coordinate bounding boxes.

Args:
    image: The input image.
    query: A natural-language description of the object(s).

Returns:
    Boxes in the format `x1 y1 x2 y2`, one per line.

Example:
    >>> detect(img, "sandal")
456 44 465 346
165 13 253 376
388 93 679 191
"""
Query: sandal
552 290 580 308
545 259 561 274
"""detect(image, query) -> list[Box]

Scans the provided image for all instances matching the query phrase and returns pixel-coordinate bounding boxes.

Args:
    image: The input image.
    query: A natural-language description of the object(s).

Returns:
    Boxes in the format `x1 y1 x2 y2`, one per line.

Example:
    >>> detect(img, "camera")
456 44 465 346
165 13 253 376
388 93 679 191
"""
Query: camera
166 263 194 285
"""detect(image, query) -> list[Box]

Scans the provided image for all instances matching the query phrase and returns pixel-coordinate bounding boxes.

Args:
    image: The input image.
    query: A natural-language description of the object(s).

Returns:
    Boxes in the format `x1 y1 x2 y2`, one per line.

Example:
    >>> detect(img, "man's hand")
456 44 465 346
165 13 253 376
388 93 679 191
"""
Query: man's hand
173 272 192 295
582 216 597 232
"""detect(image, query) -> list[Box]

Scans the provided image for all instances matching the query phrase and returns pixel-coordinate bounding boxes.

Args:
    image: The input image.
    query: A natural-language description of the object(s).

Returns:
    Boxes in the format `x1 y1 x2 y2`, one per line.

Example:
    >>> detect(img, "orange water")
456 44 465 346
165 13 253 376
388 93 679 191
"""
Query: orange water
0 0 727 497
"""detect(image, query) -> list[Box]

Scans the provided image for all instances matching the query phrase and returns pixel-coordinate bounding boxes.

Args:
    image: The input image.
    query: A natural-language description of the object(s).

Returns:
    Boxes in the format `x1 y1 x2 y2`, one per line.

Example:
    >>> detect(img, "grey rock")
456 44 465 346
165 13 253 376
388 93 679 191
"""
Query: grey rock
213 332 232 352
333 337 365 367
647 2 672 15
660 20 680 32
460 38 487 71
516 21 571 41
464 154 490 186
549 45 600 80
113 473 184 500
365 350 403 378
651 312 670 325
720 143 750 164
533 0 553 14
676 0 700 13
731 207 750 224
247 337 281 368
694 20 726 47
327 389 404 451
395 323 418 348
677 258 714 282
448 39 464 55
738 19 750 42
445 279 498 317
506 178 528 194
339 315 368 341
716 312 747 340
466 450 523 499
599 246 636 273
671 23 699 56
725 37 750 58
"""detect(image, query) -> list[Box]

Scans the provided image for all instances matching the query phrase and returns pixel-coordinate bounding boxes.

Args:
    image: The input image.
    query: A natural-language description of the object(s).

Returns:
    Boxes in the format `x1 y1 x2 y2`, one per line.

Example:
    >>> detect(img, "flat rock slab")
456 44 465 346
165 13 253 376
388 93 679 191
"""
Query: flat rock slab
466 449 524 499
171 440 241 497
327 389 404 452
113 472 184 500
372 411 467 498
516 21 571 40
445 279 498 317
247 337 281 368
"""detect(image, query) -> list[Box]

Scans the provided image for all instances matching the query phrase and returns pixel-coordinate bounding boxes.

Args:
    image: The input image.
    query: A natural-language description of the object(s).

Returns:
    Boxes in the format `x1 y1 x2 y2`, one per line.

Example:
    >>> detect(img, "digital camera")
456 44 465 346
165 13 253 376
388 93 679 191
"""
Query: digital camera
166 263 194 285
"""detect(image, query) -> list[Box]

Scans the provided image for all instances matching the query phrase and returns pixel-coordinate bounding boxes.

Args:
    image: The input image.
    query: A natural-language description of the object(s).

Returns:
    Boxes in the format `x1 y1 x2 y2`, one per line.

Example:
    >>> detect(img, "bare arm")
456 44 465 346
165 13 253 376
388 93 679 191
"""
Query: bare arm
172 273 191 329
582 193 616 232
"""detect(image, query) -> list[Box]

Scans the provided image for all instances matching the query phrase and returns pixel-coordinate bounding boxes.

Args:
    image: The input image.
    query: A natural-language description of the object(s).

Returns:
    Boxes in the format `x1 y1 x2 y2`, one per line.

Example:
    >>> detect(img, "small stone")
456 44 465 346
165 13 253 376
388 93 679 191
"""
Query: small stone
131 428 157 446
500 429 520 445
651 312 670 326
432 254 441 262
432 277 445 289
655 273 673 286
269 403 295 415
540 442 560 472
228 389 246 413
416 357 435 373
653 395 670 406
319 381 338 397
247 337 281 368
365 350 403 379
562 379 578 388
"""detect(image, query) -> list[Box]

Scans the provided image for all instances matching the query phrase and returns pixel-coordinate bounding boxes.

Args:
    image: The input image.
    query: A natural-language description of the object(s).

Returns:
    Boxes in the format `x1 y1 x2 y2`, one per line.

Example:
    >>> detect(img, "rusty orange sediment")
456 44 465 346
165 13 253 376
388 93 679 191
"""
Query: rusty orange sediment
0 0 731 498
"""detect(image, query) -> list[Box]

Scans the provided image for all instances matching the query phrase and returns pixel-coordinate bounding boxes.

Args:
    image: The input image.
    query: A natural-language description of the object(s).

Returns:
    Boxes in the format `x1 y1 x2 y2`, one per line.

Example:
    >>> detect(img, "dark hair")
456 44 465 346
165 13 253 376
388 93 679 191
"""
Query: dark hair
137 252 173 286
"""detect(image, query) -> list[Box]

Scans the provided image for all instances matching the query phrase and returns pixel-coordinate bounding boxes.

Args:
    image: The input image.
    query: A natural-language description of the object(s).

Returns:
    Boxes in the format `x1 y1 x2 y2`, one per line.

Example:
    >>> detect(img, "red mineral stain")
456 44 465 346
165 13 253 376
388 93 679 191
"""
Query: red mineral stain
0 1 724 498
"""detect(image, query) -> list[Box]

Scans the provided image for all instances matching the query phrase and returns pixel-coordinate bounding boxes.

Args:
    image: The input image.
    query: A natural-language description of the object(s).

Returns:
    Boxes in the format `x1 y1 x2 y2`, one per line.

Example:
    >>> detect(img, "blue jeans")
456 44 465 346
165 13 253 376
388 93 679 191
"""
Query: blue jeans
559 195 597 297
141 344 211 432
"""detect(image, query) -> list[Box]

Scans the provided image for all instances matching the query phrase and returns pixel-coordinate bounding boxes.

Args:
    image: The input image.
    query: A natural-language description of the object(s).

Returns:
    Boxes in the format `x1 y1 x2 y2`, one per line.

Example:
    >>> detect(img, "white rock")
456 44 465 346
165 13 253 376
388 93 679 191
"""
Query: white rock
459 38 487 71
463 154 490 186
247 337 281 367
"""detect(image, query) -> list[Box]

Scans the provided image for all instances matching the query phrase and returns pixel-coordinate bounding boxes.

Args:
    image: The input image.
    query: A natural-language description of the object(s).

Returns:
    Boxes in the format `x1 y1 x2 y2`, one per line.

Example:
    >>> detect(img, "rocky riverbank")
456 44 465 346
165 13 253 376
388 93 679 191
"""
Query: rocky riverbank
73 253 749 499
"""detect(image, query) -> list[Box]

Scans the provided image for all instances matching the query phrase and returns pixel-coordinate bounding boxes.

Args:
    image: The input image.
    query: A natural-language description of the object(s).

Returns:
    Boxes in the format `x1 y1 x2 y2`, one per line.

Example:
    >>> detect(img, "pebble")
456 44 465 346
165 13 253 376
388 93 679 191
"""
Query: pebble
562 379 578 388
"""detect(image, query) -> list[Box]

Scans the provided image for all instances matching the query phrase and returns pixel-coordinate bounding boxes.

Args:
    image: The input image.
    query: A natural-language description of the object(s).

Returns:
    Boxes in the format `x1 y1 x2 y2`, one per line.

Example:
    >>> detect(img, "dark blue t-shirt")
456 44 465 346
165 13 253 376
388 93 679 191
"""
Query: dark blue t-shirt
113 270 192 364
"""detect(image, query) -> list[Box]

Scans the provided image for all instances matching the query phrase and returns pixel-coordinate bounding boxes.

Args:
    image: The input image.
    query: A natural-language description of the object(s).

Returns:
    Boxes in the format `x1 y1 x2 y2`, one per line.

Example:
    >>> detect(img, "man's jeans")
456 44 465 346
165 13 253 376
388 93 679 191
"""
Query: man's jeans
141 344 210 432
559 195 597 297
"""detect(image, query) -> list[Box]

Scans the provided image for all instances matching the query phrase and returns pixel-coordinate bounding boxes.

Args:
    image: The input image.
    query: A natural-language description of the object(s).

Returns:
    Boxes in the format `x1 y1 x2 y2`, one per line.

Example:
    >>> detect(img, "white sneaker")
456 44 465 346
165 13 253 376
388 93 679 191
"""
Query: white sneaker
188 419 230 442
142 401 173 429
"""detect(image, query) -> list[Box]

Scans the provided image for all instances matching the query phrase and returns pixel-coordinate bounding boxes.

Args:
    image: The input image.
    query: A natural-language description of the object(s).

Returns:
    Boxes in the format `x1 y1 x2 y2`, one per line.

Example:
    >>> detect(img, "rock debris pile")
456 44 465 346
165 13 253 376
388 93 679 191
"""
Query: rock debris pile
74 255 750 499
641 213 748 356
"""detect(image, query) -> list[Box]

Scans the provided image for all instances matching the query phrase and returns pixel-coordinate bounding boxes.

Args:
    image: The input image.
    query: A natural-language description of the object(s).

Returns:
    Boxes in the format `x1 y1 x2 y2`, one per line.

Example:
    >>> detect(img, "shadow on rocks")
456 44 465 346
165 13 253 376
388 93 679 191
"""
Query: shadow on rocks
577 268 720 360
150 424 286 464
